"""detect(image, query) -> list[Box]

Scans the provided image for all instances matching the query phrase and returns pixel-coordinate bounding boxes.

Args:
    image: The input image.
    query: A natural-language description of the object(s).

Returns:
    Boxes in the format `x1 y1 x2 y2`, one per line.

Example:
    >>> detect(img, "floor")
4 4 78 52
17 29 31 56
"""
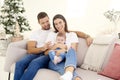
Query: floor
0 56 13 80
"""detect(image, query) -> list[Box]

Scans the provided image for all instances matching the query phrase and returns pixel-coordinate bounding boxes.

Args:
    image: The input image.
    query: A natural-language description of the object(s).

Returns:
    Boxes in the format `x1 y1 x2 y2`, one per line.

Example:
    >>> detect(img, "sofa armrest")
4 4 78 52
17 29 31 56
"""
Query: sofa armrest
9 39 28 49
4 40 28 72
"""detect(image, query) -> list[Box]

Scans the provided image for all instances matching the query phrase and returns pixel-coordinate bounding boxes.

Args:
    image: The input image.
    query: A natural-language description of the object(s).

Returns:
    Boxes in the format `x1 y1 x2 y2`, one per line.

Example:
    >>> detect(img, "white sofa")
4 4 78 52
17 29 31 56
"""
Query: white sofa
4 37 117 80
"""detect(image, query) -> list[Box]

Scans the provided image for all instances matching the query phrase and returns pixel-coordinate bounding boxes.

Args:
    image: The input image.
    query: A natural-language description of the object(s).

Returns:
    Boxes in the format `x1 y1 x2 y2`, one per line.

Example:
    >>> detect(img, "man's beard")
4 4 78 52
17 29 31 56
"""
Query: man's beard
45 27 50 30
44 24 50 30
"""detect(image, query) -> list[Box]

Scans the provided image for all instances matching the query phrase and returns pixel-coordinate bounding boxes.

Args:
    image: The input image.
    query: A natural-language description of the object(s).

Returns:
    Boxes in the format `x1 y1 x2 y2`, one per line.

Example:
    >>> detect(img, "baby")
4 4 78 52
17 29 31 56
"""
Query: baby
48 32 67 65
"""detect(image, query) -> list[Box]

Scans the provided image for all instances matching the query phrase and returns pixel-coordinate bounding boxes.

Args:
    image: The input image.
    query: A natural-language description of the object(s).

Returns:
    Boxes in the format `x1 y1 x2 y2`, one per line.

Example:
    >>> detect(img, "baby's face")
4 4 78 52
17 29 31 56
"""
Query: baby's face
56 36 65 44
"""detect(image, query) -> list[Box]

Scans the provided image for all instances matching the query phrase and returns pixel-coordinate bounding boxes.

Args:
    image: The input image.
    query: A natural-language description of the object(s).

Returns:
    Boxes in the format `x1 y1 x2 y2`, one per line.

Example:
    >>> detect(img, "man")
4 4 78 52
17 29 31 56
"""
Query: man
14 12 93 80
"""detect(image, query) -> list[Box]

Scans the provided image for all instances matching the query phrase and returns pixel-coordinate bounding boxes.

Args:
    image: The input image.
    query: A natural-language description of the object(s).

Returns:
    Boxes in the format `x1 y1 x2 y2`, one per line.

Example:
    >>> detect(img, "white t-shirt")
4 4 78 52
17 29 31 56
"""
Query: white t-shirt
45 32 79 49
29 29 51 48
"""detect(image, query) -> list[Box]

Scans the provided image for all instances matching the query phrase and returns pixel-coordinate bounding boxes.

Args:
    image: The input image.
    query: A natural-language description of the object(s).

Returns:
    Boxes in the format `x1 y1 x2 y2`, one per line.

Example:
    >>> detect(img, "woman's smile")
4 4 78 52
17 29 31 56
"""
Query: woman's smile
54 19 65 32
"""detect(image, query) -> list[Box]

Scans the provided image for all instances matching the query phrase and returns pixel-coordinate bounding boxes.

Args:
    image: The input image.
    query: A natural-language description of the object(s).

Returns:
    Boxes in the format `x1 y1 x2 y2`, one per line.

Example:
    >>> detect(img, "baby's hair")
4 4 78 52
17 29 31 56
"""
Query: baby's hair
57 33 66 39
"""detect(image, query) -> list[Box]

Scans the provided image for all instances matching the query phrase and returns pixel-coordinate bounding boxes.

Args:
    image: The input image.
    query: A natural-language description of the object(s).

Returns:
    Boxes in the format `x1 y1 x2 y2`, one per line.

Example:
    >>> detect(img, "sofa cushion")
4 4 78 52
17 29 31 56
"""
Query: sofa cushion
76 68 113 80
33 69 60 80
93 35 117 45
81 35 116 72
98 43 120 79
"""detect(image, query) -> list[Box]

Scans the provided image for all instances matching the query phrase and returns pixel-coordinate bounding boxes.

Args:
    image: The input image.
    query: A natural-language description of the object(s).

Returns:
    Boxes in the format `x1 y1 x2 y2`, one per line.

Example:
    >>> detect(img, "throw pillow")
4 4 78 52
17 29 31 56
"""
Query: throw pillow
98 43 120 79
81 35 116 72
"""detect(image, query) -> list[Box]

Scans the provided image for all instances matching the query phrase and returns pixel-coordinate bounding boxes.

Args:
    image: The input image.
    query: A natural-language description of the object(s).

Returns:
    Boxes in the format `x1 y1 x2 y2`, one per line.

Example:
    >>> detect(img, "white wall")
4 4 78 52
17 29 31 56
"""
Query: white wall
21 0 120 37
0 0 4 7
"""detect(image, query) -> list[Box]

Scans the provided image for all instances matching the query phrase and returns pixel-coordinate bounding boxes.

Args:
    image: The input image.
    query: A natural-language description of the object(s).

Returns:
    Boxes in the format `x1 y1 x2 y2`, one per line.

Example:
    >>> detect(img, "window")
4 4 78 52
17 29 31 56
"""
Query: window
109 0 120 10
66 0 88 18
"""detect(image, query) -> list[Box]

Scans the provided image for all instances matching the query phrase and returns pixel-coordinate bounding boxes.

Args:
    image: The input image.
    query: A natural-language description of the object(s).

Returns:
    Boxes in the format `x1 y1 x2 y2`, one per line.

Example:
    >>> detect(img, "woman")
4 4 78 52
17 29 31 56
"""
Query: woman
45 14 81 80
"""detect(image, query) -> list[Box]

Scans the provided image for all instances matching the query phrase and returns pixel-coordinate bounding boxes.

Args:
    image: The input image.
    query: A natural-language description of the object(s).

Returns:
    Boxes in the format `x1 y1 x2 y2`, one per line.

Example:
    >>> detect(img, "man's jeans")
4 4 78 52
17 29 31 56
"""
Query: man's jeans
48 48 78 79
14 53 50 80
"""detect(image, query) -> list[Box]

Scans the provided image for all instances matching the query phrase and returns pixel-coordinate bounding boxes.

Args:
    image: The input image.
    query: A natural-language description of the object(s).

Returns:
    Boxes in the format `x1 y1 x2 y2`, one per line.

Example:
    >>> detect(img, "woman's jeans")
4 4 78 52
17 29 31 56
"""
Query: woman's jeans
48 50 65 62
14 53 50 80
48 48 78 79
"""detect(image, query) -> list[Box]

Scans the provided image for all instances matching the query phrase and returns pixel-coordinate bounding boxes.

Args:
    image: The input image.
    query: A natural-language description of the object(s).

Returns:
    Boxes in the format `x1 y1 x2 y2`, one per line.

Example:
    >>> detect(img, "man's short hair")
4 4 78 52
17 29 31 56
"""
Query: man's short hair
37 12 48 21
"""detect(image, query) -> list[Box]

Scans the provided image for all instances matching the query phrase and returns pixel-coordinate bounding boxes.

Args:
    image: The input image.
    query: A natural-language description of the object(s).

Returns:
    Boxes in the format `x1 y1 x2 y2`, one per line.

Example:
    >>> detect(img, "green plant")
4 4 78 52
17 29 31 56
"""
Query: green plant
0 0 31 35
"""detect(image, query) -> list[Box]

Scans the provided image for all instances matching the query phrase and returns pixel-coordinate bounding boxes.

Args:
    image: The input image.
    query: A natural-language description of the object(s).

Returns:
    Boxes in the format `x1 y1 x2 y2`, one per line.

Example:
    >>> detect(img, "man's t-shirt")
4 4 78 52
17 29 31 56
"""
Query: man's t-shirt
29 29 51 48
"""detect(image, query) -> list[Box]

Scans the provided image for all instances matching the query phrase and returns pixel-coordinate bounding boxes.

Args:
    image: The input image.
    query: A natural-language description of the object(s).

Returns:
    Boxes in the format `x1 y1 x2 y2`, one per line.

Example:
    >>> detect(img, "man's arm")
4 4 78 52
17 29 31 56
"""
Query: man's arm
27 41 47 54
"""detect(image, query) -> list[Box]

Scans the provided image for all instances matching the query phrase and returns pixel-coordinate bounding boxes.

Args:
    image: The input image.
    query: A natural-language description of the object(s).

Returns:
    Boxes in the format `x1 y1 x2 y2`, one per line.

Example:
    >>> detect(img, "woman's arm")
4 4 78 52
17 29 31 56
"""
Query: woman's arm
71 43 78 51
71 31 93 46
55 48 67 56
53 43 67 49
70 30 89 38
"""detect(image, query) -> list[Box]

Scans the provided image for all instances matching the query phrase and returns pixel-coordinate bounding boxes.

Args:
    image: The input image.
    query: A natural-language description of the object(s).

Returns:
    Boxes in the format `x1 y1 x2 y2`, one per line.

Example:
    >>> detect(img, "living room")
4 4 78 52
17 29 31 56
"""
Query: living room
0 0 120 80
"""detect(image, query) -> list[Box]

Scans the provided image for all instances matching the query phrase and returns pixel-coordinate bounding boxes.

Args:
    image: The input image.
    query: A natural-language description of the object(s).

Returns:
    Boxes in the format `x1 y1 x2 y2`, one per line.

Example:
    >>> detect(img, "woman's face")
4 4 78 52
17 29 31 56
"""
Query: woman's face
54 18 65 33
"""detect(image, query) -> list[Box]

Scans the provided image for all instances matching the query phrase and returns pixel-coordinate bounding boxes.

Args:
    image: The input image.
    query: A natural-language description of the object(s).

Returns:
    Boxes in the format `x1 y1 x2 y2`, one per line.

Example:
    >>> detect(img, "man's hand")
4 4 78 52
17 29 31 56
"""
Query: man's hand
44 41 53 50
44 41 54 55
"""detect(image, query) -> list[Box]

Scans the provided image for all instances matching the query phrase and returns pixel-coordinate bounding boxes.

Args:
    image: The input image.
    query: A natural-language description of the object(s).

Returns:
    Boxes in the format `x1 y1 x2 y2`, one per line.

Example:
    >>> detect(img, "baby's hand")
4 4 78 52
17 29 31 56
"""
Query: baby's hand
45 41 54 49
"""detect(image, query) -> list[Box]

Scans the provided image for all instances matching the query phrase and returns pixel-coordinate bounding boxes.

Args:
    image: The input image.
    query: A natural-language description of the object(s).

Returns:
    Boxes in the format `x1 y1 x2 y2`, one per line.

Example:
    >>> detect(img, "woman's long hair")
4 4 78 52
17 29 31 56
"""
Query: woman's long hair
53 14 69 33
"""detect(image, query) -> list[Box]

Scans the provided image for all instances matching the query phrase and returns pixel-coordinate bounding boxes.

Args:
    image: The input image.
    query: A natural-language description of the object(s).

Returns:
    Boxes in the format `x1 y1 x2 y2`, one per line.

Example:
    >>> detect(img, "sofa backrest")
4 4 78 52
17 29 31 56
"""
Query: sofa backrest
76 37 118 70
76 38 88 67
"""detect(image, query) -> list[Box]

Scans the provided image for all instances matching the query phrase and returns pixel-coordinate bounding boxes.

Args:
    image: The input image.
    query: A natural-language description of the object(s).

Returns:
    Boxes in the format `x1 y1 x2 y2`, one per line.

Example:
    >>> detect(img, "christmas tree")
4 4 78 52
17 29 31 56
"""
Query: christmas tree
0 0 31 35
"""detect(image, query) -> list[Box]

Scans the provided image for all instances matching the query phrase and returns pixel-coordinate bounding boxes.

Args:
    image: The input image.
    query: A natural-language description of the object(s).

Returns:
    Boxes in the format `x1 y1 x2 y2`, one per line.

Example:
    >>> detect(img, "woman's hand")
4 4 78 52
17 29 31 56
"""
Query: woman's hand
86 37 93 46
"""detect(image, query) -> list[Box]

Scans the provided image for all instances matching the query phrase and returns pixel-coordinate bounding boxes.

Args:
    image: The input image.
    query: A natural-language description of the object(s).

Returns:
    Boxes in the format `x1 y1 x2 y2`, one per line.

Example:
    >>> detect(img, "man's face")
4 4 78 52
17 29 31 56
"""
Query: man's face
39 16 50 30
